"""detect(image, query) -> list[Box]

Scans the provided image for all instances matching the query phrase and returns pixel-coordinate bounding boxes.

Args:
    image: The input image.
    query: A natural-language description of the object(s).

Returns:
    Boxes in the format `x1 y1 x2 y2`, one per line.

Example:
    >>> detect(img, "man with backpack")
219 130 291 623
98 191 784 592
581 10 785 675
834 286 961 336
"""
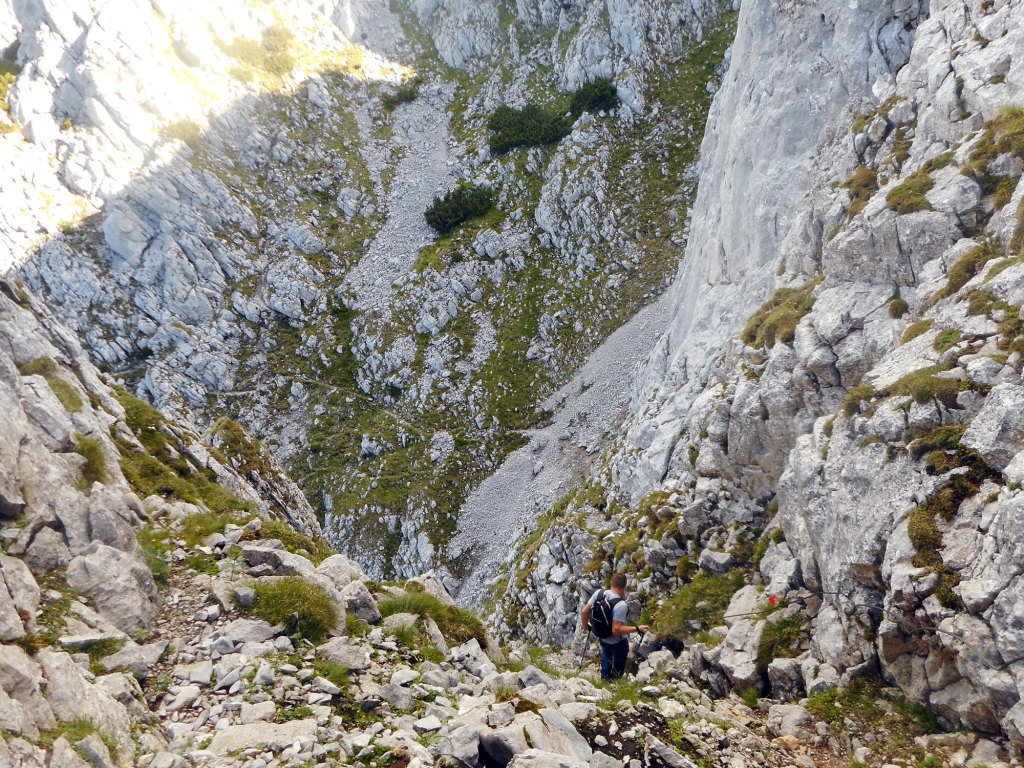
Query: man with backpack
581 573 649 680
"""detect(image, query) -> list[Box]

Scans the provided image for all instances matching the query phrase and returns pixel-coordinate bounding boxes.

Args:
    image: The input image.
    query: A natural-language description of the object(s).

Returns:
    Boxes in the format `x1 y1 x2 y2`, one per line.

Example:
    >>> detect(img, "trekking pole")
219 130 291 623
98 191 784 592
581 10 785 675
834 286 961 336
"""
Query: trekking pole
577 629 592 672
623 630 646 678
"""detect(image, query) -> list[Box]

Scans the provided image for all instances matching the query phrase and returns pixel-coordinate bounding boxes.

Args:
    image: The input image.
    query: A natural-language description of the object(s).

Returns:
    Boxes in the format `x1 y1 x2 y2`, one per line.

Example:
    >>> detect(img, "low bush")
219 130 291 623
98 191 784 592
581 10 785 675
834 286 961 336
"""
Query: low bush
249 577 338 641
741 276 821 348
163 119 203 152
888 296 909 318
220 23 295 78
487 104 572 155
381 82 419 110
570 77 618 115
0 57 19 114
377 591 485 645
424 186 495 235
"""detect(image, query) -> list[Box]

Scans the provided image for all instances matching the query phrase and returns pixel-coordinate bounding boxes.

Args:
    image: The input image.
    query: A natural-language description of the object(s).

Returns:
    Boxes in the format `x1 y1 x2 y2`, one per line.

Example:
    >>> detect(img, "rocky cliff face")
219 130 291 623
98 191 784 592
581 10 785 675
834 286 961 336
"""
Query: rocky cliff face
1 0 730 580
496 0 1024 753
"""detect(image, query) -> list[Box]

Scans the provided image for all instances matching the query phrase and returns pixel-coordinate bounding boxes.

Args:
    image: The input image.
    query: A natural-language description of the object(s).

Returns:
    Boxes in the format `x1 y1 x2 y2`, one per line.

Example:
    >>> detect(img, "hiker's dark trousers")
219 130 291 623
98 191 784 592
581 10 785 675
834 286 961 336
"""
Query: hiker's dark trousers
600 639 628 680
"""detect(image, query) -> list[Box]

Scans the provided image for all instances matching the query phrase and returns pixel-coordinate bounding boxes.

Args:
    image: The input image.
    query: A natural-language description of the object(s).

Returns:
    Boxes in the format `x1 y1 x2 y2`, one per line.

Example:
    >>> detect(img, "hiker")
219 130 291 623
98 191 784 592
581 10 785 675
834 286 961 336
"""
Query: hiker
581 572 649 680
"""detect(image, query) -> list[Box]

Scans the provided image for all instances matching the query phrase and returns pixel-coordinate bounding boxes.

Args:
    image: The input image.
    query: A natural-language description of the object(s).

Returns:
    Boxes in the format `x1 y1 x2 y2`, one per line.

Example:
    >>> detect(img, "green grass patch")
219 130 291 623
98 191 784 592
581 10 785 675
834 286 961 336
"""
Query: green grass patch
882 364 962 408
932 238 1001 304
844 165 879 217
932 328 961 352
113 388 251 514
756 613 807 671
0 56 19 115
260 519 332 564
901 319 934 344
653 570 745 650
16 357 84 412
843 385 875 417
377 591 485 645
74 436 107 488
37 718 119 762
741 276 821 348
249 577 338 642
138 526 171 585
887 171 933 215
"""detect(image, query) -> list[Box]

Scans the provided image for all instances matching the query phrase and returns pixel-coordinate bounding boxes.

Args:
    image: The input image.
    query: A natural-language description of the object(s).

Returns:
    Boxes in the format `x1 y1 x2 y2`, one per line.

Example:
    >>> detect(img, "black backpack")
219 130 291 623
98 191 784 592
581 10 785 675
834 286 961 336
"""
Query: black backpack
589 589 621 639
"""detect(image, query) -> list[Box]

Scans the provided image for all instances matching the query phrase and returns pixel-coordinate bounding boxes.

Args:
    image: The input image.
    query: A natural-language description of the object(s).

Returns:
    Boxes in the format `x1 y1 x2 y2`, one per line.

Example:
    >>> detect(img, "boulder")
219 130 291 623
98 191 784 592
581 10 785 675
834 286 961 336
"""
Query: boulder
962 384 1024 470
507 749 591 768
206 719 317 756
767 703 814 740
316 553 365 590
0 554 39 640
646 737 701 768
317 638 370 671
65 544 157 634
698 549 735 574
407 571 455 605
522 709 592 762
480 715 534 767
341 580 381 624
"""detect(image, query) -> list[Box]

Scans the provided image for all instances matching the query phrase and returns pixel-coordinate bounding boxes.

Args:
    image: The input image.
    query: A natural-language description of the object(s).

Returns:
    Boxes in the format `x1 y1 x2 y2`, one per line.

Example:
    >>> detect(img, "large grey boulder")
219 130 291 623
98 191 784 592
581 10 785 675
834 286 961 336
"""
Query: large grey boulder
962 384 1024 471
507 749 591 768
0 554 40 641
0 645 55 731
480 714 534 767
65 544 157 634
341 580 381 624
317 638 370 671
316 553 365 590
767 703 814 740
522 709 592 763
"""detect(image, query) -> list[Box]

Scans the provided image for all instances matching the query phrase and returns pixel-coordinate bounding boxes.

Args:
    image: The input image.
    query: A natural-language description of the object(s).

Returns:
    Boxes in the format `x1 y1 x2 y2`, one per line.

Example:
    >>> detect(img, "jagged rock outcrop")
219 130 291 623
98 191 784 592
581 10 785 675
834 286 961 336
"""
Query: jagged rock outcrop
495 0 1024 752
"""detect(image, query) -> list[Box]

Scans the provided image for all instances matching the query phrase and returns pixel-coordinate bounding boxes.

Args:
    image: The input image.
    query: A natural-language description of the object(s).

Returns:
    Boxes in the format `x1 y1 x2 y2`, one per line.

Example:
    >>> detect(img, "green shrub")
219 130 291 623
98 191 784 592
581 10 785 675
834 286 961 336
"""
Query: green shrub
653 570 745 650
487 104 572 155
961 108 1024 207
843 385 875 417
424 186 495 235
179 511 250 547
250 577 338 641
75 436 107 487
888 296 909 318
741 276 821 348
844 165 879 217
570 77 618 115
381 82 419 110
377 591 485 645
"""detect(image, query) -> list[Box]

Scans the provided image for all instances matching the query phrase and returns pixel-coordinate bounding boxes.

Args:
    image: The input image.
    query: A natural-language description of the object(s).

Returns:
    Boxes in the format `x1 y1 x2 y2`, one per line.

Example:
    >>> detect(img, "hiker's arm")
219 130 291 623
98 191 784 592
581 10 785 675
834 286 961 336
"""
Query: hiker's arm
612 621 650 636
581 603 591 630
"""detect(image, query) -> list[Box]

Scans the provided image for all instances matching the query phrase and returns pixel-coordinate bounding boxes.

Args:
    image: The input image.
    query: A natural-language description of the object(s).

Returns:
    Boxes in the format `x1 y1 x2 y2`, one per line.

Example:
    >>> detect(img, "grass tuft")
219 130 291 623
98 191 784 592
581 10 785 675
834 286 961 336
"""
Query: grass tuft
377 591 485 645
249 576 338 642
653 570 745 650
741 276 822 349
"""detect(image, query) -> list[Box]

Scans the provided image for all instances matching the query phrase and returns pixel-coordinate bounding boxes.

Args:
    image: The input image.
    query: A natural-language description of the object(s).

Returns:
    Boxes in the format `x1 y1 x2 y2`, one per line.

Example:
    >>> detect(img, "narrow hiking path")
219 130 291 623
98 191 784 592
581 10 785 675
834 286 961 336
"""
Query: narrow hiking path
344 88 454 315
447 289 676 606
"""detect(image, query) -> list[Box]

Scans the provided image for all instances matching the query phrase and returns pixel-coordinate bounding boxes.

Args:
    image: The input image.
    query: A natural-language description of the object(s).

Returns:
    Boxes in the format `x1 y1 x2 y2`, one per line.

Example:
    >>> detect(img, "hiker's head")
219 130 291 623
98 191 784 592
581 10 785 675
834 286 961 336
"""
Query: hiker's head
610 572 627 595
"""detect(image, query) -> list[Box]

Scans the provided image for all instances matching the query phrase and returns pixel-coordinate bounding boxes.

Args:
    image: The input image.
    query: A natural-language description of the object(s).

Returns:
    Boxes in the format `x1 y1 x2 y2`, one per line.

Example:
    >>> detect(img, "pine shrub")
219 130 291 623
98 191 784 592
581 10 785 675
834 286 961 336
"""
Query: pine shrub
424 186 494 235
570 77 619 115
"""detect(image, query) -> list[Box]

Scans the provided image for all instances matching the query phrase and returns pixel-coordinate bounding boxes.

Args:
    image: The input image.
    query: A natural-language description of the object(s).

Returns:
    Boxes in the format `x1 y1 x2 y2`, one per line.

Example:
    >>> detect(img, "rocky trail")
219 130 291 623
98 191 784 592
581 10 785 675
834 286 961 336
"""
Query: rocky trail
446 290 676 607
